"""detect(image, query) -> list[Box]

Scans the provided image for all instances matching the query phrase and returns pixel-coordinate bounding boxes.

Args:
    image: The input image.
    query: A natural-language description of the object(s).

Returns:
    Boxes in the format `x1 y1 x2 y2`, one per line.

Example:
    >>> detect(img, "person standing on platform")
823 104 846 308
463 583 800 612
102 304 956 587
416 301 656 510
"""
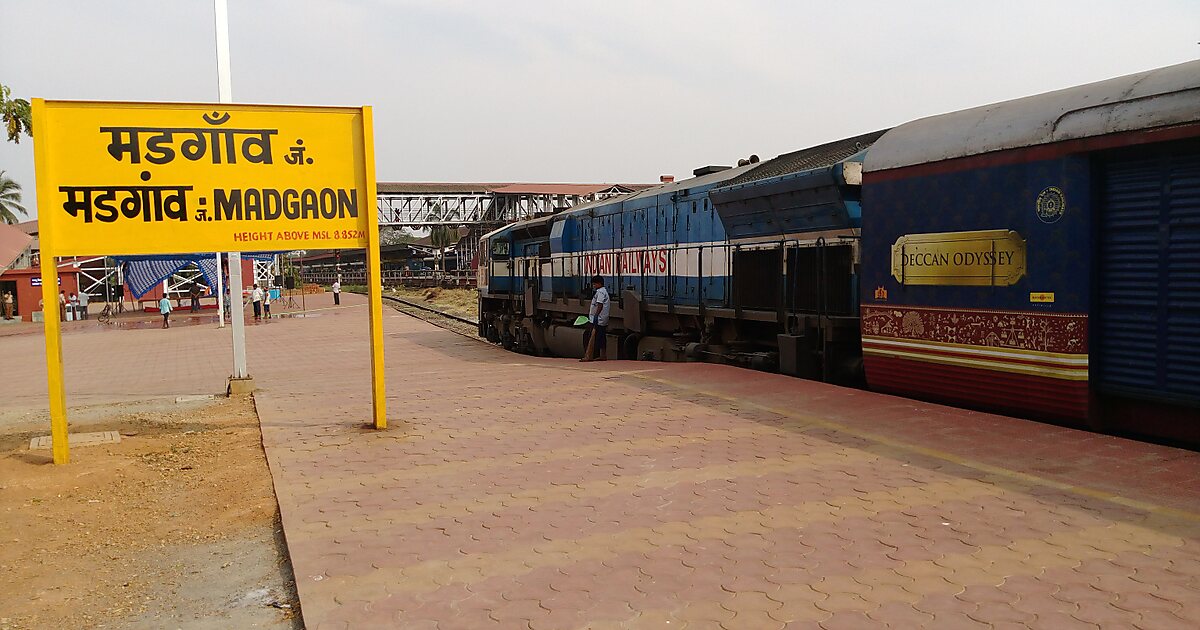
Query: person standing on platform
159 294 172 329
2 291 13 320
77 291 88 320
332 278 341 306
581 275 610 362
189 284 201 313
251 284 264 321
68 293 79 321
58 290 67 322
263 288 272 319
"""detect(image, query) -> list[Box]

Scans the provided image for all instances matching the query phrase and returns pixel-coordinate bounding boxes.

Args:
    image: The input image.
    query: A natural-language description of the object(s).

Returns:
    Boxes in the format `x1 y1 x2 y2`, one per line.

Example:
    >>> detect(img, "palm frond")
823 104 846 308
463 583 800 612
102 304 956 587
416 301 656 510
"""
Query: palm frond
0 170 28 222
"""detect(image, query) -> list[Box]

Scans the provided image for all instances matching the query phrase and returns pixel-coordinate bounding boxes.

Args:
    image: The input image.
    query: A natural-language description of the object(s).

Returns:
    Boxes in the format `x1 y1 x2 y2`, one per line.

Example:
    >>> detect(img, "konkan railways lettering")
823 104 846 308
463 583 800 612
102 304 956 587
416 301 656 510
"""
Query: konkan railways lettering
58 185 358 223
581 249 670 276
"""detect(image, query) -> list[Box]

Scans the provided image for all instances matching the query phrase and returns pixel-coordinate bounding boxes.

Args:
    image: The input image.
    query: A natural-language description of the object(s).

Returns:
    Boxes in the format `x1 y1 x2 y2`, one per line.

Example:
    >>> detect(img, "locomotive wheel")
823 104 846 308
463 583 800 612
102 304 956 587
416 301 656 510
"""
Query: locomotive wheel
622 334 641 361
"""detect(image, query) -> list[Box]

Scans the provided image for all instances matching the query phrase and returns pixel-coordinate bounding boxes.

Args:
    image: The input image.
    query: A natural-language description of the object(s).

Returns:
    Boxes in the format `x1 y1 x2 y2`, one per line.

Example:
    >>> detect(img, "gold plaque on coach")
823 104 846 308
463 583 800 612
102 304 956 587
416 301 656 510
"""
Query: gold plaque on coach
891 229 1026 286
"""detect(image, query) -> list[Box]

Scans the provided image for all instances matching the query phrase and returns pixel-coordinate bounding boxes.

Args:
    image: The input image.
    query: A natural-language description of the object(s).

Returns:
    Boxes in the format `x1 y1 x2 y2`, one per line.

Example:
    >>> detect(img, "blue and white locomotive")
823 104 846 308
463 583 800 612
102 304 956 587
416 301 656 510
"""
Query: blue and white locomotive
478 131 883 382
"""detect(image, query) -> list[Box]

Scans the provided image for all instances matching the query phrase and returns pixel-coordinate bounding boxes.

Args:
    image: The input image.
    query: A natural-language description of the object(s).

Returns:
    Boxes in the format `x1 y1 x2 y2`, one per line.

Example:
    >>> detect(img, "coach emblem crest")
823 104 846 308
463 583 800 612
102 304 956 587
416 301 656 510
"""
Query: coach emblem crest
1036 186 1066 224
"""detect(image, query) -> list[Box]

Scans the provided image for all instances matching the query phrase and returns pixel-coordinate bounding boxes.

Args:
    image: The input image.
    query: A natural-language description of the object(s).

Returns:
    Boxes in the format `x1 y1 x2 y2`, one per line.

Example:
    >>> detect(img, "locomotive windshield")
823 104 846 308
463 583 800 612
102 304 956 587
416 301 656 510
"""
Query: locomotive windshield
491 239 509 259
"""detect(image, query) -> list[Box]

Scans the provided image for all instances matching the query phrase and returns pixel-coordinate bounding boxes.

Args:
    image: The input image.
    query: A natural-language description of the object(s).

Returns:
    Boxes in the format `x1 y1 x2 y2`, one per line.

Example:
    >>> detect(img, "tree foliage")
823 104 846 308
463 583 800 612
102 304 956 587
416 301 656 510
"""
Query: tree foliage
0 170 29 224
1 84 33 143
425 203 458 271
379 227 419 246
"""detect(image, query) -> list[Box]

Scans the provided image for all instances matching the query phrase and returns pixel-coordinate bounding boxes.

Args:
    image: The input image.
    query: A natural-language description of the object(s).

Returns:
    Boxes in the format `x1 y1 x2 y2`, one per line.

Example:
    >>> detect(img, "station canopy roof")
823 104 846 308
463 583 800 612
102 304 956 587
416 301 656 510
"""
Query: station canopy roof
115 252 278 299
376 182 654 195
377 183 512 195
490 183 645 196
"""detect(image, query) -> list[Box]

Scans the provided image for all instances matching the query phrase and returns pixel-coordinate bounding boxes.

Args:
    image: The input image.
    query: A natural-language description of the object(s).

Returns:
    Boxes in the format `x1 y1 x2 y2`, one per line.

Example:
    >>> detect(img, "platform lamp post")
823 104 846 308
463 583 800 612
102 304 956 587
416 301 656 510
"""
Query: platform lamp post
214 0 249 385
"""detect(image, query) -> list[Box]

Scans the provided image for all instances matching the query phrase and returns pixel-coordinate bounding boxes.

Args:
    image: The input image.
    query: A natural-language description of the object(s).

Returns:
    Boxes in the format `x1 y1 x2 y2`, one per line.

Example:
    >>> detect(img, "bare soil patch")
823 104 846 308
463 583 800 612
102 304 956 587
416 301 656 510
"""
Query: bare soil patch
0 396 300 629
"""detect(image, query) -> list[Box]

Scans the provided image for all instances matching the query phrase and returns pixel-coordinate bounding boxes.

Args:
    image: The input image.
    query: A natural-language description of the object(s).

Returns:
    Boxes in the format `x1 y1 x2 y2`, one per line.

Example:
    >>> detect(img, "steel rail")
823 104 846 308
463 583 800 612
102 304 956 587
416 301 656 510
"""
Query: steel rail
381 294 479 326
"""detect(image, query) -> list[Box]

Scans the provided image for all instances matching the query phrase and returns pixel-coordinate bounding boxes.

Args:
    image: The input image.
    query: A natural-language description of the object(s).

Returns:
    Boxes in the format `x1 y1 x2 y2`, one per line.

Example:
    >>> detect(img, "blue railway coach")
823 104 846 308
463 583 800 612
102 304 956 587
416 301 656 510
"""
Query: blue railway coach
859 60 1200 443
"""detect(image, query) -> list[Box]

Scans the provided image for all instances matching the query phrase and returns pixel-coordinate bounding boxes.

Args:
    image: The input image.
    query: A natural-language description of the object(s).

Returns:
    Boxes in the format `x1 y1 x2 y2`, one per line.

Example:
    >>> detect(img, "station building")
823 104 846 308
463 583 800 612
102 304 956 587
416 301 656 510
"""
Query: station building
0 222 81 322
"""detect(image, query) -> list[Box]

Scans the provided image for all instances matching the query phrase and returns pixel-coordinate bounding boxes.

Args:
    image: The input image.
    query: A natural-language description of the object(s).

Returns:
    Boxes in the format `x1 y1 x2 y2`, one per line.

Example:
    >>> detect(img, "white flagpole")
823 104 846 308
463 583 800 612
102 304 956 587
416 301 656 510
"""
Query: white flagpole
215 0 247 378
215 253 225 327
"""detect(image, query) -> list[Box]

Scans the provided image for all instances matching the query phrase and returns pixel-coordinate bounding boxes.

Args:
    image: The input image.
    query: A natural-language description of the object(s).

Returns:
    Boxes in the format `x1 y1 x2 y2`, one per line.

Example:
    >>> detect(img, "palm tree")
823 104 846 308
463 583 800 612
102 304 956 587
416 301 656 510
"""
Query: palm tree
429 225 456 273
0 171 28 224
425 202 457 273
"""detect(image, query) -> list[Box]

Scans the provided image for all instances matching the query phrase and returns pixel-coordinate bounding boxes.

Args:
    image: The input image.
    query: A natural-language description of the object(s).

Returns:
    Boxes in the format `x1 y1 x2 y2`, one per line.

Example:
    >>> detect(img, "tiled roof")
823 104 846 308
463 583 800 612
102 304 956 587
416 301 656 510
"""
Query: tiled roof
0 222 34 271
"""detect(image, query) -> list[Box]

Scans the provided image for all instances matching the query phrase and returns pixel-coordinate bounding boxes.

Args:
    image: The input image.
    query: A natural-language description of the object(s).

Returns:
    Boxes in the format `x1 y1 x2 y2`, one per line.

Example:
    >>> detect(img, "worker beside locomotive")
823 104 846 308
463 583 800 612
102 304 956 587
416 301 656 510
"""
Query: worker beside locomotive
479 60 1200 444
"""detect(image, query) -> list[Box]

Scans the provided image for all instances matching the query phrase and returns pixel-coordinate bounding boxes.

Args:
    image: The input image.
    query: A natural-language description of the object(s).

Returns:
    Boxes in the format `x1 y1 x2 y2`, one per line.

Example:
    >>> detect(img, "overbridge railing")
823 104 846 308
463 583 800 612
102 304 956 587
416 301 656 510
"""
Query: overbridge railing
301 268 476 288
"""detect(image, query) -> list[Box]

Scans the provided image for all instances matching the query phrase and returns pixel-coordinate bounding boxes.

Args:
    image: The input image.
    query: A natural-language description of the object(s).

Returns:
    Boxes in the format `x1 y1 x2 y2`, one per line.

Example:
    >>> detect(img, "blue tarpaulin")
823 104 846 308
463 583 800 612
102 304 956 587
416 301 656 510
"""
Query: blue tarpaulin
114 253 278 299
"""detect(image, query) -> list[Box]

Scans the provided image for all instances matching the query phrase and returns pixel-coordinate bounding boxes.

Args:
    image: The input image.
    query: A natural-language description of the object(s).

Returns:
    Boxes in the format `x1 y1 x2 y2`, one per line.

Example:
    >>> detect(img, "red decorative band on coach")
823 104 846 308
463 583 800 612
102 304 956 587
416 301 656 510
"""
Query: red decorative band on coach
861 305 1088 354
860 305 1090 420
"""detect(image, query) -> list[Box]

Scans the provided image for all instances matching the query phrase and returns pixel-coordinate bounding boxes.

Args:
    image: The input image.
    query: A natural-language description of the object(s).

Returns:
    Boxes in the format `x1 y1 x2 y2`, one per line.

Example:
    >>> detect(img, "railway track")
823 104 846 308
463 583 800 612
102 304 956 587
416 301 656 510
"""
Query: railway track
381 294 481 339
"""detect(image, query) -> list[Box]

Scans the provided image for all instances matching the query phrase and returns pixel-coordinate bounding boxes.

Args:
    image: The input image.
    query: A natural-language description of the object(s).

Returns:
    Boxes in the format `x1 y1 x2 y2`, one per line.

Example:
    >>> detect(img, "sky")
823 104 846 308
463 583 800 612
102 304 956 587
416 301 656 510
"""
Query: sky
2 0 1198 219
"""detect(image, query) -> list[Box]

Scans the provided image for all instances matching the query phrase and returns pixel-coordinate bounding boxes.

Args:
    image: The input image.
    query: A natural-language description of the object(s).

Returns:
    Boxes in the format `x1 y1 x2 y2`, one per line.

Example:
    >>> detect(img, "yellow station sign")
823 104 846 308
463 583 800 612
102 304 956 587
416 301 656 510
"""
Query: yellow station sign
891 229 1027 287
33 100 387 465
34 100 373 256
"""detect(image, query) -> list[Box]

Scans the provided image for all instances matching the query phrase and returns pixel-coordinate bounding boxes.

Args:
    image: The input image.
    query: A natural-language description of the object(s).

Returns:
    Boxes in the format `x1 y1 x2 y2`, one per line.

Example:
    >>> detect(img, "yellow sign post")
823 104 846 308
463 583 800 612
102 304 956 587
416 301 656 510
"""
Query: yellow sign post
33 100 388 464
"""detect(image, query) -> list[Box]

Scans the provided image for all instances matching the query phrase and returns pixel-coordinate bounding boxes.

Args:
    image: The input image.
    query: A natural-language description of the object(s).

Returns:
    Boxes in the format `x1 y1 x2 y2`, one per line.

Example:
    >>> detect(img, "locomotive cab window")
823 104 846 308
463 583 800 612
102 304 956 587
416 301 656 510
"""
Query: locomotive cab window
491 240 510 259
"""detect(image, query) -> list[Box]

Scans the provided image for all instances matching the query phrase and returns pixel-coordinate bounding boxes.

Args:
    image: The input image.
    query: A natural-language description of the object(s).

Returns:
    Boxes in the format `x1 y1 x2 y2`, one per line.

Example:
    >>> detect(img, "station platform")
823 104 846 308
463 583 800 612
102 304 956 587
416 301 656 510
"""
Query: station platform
3 292 1198 628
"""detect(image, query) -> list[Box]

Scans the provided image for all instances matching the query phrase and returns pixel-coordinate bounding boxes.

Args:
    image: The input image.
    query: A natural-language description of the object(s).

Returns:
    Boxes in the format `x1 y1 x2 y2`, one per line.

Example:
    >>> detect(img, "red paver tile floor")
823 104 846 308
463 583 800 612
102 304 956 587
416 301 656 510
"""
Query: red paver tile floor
251 304 1200 629
4 293 1198 628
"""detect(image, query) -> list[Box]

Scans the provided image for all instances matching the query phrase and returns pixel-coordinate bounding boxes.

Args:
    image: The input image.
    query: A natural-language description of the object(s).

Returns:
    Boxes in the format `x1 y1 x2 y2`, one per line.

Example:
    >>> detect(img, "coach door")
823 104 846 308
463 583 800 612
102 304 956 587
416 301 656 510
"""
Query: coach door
1096 140 1200 410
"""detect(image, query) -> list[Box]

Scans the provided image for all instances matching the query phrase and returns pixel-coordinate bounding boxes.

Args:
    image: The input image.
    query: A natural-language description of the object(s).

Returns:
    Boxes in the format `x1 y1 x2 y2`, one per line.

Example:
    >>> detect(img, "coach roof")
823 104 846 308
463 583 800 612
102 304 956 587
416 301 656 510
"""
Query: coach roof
865 59 1200 173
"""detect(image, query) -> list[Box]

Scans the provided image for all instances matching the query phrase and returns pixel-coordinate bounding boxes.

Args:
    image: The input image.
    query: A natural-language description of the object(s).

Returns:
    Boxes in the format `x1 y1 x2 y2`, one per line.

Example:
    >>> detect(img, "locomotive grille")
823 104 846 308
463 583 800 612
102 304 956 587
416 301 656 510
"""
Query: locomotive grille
732 248 783 310
788 245 855 316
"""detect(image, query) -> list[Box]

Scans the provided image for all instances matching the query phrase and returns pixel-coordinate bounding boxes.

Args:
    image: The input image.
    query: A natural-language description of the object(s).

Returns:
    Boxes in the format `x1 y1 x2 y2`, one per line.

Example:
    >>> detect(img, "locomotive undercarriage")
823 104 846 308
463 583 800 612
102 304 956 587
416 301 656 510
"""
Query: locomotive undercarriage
479 294 864 386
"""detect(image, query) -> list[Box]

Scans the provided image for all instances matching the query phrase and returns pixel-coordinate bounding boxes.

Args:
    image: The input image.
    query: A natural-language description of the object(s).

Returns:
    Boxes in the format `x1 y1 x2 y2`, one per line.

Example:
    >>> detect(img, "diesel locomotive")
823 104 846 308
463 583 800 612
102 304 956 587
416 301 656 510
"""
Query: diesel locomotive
478 60 1200 444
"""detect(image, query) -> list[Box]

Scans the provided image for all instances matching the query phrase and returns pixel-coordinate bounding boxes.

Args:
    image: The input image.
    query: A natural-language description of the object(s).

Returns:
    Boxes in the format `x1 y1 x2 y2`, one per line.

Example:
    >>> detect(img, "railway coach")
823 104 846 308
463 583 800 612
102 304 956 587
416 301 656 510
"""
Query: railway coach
859 60 1200 443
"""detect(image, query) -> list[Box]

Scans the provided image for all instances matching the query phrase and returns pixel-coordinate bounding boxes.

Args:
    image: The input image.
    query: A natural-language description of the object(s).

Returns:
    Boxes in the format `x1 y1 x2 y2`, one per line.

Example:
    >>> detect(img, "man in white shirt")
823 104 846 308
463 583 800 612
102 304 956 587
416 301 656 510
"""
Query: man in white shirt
77 290 89 320
582 275 610 362
332 278 341 305
251 284 264 321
